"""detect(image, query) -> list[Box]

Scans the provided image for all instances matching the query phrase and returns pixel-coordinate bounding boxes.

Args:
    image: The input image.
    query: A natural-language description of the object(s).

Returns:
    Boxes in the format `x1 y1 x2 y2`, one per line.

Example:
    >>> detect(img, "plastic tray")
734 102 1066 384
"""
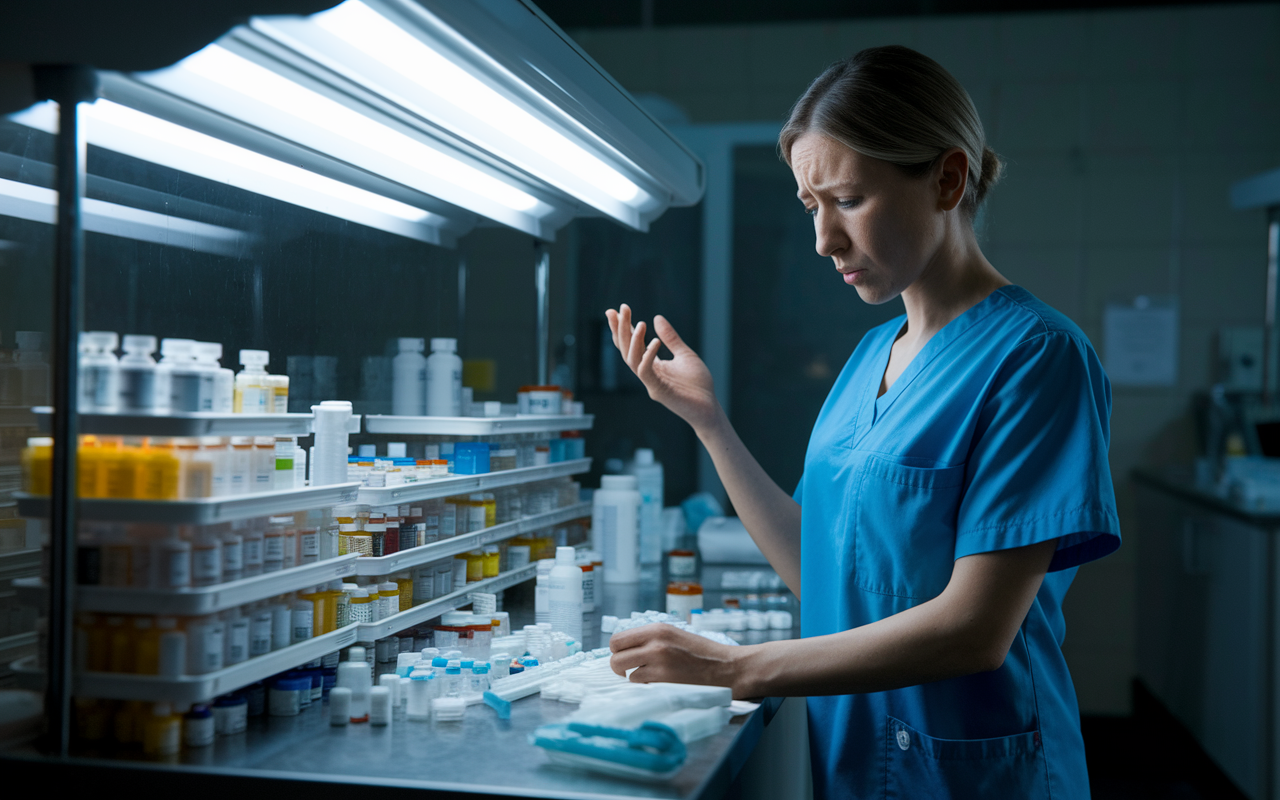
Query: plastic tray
352 501 590 576
362 414 593 436
32 407 361 436
13 554 360 616
355 459 591 506
14 482 361 524
356 562 538 641
10 623 359 703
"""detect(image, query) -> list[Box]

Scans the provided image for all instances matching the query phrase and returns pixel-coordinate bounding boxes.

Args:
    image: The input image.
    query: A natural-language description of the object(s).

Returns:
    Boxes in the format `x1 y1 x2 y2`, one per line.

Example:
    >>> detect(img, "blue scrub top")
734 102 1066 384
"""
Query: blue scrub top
795 286 1120 799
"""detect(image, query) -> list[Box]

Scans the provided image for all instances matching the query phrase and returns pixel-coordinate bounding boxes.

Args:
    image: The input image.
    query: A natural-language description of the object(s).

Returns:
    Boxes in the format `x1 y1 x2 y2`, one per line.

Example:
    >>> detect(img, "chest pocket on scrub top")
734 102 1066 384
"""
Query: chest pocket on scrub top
850 455 966 600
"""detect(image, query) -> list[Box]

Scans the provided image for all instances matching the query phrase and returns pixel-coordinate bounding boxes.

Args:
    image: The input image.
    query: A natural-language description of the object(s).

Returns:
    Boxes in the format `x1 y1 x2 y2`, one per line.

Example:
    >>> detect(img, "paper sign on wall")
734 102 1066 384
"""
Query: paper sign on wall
1103 296 1178 387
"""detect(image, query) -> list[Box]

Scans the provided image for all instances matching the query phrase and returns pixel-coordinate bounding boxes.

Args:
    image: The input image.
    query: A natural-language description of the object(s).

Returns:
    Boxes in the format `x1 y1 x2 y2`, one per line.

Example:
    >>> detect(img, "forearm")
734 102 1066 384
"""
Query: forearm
733 597 998 698
696 408 802 596
725 540 1058 698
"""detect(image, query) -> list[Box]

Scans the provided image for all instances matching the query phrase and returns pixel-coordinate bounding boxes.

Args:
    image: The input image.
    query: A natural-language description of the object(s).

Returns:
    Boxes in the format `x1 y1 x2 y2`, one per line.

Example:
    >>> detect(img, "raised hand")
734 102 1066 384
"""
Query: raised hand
605 304 722 433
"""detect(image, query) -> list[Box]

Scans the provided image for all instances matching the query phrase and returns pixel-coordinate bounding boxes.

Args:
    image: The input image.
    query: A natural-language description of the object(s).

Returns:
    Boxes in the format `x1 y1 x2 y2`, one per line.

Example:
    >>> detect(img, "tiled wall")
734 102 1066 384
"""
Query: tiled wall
571 3 1280 714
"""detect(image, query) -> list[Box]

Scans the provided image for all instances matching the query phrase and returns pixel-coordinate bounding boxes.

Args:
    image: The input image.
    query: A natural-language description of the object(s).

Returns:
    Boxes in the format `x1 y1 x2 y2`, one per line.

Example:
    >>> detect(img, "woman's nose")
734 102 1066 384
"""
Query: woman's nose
813 207 848 259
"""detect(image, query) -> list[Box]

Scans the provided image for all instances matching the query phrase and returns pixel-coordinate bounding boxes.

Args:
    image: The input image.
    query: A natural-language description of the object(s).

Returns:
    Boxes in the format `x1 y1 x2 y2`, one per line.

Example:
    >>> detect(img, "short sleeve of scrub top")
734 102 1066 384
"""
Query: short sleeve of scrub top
795 286 1120 800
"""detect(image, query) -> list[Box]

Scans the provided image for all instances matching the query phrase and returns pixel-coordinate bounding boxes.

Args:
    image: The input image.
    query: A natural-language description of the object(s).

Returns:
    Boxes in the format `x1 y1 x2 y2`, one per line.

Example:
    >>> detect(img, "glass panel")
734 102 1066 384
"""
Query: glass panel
0 115 54 683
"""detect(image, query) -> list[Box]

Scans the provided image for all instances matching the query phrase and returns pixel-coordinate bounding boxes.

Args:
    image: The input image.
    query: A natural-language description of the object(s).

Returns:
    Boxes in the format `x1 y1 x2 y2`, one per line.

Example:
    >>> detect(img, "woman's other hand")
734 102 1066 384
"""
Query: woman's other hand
605 304 721 432
609 622 755 698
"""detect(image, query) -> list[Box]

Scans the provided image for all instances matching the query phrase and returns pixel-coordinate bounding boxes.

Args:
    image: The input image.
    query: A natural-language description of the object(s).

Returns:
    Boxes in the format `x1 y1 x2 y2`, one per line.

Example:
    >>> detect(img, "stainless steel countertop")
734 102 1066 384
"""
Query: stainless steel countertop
4 567 801 800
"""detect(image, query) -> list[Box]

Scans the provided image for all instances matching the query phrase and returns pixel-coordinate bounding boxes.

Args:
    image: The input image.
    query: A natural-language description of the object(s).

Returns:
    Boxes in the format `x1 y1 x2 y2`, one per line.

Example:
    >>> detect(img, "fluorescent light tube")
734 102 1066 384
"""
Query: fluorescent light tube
0 175 248 256
176 44 539 214
9 100 450 242
310 1 644 207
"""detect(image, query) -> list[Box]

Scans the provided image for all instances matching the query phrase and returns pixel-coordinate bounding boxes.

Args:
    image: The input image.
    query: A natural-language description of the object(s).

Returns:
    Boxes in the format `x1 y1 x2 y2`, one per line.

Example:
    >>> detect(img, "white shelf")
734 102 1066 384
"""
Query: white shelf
357 562 538 641
33 407 361 436
355 458 591 506
362 413 593 436
11 623 359 703
13 554 360 615
353 502 590 576
14 482 361 524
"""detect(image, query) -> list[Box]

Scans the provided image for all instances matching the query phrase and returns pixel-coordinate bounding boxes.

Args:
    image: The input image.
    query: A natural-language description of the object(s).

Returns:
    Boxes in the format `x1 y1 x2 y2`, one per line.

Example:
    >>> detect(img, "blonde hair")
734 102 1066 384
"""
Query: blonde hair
779 45 1003 217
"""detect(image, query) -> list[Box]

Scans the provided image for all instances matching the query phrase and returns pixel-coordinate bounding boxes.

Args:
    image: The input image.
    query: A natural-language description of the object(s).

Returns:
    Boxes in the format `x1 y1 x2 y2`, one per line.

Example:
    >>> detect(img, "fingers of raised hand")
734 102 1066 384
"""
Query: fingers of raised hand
638 337 661 381
627 320 649 368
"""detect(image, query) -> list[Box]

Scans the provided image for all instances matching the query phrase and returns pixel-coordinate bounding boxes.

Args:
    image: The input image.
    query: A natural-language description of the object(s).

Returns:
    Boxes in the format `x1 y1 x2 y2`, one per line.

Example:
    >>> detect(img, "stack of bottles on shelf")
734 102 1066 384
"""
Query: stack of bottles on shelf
75 331 289 414
345 435 585 488
74 583 349 679
72 511 337 588
20 434 308 499
330 476 581 556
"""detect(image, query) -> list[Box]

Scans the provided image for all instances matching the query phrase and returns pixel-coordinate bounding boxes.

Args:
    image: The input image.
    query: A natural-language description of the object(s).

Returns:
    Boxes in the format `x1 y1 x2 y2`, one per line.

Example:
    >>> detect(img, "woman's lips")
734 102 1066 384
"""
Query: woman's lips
841 269 864 285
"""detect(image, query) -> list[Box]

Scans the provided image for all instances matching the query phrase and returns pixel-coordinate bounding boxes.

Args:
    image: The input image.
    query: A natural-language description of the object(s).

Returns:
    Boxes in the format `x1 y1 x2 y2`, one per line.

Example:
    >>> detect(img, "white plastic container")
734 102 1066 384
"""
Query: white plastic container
117 334 159 413
155 338 195 414
535 559 553 625
593 475 642 584
166 339 205 413
393 337 427 416
425 338 462 416
632 449 665 565
548 546 583 640
78 331 120 413
235 349 270 413
194 342 234 412
310 401 352 486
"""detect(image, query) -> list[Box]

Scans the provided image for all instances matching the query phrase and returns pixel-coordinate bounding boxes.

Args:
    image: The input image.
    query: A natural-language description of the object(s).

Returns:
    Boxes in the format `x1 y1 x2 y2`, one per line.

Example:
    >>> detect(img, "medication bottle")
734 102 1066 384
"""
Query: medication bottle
165 340 204 413
156 618 186 678
152 528 191 589
251 436 275 493
482 545 500 578
274 436 297 491
666 581 704 621
234 350 270 413
228 437 253 495
577 553 595 613
593 475 642 584
78 331 120 413
548 546 583 640
140 439 180 500
424 338 462 416
213 694 247 735
266 371 289 414
193 342 234 412
221 527 244 582
142 703 181 757
393 337 427 416
534 558 553 625
632 448 665 565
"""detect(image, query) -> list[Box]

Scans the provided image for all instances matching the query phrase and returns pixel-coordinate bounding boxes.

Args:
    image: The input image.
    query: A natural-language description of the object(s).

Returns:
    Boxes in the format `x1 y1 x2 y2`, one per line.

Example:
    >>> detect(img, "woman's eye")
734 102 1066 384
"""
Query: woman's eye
804 207 818 217
837 198 862 210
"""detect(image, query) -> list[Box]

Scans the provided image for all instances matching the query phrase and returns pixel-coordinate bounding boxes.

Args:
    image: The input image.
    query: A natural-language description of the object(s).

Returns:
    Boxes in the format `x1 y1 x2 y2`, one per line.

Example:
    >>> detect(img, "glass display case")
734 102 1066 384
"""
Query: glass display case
0 3 729 791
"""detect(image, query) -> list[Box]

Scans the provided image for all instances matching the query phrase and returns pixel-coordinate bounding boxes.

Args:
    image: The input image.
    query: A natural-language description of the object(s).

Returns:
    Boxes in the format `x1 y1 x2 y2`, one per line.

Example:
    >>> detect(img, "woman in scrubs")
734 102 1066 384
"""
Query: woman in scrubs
605 45 1120 798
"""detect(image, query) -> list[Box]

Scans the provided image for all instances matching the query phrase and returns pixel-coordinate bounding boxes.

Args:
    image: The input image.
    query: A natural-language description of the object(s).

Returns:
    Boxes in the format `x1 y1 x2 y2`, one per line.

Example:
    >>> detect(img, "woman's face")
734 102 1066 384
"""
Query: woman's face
790 132 950 306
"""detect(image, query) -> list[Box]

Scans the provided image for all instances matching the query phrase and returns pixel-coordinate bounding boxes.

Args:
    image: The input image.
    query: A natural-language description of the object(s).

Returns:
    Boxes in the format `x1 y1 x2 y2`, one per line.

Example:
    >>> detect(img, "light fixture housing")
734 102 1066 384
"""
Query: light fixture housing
8 0 703 244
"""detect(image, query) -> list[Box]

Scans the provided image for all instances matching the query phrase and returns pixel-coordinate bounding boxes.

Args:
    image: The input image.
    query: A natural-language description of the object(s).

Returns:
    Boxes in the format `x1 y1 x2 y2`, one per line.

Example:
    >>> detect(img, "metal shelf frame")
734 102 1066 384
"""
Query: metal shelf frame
352 501 589 576
10 623 360 704
362 413 592 436
355 458 589 506
15 482 361 524
356 562 537 641
32 408 358 437
14 554 360 616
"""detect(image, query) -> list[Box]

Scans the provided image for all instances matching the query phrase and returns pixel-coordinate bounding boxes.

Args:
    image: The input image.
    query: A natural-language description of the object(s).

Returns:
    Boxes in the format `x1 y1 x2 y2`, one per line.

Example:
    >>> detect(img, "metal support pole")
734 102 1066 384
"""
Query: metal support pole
535 243 550 386
456 255 467 355
1265 210 1279 406
33 64 97 757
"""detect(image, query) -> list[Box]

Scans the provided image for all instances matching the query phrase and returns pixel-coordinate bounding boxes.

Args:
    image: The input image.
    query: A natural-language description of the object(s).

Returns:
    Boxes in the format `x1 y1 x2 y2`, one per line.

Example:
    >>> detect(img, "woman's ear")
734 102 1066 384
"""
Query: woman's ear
935 148 969 212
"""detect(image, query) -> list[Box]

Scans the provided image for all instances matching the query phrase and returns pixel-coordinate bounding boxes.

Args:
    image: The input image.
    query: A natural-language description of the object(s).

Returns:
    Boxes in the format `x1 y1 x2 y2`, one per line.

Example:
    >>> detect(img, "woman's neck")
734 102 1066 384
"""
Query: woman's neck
897 228 1008 344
